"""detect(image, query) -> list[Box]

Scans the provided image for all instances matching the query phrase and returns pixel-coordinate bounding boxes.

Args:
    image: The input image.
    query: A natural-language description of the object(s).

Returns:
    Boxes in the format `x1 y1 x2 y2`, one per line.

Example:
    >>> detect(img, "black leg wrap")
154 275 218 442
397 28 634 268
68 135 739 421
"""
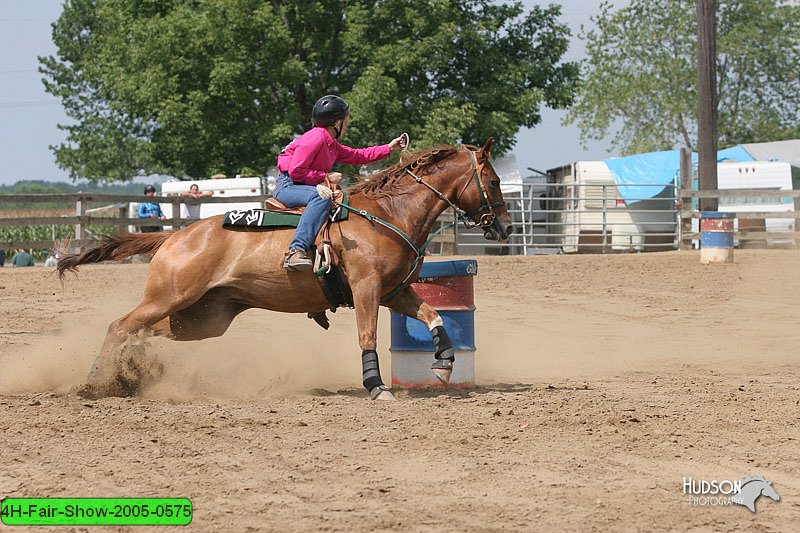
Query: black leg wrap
361 350 384 391
432 326 455 361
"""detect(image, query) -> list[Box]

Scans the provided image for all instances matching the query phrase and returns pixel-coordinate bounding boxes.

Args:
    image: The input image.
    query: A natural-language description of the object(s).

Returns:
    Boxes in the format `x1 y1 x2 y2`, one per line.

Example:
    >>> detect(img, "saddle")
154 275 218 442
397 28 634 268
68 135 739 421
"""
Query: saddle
264 188 344 215
263 194 354 318
222 191 348 228
264 197 305 215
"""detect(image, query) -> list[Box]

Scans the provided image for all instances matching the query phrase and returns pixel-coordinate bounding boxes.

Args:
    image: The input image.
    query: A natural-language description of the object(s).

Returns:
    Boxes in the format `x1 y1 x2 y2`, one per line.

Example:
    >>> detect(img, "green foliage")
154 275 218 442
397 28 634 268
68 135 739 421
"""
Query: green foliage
0 180 151 194
566 0 800 155
0 180 150 195
0 180 154 209
0 225 74 258
41 0 577 182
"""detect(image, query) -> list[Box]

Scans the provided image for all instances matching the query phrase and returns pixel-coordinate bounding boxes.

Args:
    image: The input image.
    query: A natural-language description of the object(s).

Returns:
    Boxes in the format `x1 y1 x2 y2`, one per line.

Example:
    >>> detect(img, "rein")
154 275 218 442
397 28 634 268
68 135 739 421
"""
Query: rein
333 146 501 302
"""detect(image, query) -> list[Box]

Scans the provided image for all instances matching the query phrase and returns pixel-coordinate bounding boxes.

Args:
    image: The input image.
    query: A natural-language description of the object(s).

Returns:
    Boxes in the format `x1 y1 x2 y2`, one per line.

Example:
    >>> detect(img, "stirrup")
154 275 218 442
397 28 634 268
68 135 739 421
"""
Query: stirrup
313 242 333 275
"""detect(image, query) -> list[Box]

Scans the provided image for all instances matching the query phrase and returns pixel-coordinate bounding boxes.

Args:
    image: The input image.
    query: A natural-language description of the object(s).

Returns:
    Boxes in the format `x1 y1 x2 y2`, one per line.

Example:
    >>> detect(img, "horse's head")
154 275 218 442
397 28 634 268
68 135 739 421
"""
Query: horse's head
456 138 515 241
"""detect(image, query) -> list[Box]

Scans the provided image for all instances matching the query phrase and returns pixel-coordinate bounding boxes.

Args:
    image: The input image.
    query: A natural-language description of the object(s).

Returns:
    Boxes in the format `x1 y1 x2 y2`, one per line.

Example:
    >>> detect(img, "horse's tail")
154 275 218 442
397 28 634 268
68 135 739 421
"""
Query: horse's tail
56 231 173 279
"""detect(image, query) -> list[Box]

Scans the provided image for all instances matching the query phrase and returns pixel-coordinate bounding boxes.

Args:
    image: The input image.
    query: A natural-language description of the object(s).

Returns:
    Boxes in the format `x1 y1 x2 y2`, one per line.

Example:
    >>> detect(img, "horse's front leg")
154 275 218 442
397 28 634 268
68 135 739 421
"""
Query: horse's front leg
352 279 395 401
386 286 455 385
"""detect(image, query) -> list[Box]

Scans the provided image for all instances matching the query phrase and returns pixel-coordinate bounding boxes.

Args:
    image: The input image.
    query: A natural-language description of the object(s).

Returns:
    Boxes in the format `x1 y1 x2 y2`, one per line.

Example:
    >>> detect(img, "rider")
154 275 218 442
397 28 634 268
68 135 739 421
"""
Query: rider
275 95 406 271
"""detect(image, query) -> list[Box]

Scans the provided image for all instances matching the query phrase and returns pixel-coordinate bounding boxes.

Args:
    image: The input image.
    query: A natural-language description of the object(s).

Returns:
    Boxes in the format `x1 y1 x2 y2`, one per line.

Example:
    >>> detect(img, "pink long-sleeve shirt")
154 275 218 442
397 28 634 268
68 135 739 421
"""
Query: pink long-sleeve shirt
277 127 391 186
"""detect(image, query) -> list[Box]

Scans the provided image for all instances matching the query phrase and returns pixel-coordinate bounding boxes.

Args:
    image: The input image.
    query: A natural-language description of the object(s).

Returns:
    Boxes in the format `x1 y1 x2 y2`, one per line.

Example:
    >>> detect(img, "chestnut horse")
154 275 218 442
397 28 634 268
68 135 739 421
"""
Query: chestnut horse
57 139 514 400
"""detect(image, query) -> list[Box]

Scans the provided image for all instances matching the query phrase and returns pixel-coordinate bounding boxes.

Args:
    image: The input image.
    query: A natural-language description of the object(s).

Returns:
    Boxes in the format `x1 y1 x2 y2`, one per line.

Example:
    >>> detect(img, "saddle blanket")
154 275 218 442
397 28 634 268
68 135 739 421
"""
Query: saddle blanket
222 196 349 229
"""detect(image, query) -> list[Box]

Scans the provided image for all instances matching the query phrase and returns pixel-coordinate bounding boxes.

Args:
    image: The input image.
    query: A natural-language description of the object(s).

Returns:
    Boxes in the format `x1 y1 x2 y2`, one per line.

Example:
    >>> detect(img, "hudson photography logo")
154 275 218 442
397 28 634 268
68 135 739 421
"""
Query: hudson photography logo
682 476 780 513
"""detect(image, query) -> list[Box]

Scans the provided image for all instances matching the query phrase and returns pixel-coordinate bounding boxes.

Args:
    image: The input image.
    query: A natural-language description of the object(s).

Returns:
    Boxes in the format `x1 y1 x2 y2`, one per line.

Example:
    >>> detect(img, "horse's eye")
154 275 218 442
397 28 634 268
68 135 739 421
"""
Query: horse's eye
490 179 501 187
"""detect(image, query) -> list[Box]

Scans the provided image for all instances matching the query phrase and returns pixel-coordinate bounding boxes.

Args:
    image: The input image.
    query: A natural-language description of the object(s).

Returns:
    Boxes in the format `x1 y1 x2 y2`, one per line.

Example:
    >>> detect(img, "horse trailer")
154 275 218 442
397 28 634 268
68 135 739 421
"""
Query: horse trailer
159 176 267 220
545 161 678 253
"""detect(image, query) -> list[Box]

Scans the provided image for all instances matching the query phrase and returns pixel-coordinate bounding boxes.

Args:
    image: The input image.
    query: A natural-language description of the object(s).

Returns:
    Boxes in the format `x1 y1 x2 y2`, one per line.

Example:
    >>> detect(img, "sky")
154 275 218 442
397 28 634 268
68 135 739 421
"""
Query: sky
0 0 626 186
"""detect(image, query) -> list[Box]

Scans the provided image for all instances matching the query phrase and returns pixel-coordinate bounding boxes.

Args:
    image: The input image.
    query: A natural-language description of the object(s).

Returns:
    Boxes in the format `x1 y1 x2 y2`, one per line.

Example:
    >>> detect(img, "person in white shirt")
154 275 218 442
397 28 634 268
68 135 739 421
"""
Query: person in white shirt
44 251 58 267
180 183 213 221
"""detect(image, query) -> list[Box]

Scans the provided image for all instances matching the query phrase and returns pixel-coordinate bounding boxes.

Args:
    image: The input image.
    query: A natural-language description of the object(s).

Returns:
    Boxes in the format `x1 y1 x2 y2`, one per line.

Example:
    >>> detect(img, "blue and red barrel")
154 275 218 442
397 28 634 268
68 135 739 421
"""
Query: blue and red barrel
700 211 735 264
390 259 477 388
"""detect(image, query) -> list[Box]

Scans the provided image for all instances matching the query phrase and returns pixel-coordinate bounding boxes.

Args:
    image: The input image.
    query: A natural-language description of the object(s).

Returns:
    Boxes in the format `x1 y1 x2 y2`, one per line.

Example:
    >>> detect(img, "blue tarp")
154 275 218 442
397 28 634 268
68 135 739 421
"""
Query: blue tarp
604 145 755 203
717 144 754 163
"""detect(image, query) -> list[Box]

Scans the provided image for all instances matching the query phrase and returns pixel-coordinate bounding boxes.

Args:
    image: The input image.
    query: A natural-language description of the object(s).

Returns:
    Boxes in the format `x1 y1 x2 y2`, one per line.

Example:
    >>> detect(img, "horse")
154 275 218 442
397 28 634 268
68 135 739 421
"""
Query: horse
56 139 514 401
730 476 780 513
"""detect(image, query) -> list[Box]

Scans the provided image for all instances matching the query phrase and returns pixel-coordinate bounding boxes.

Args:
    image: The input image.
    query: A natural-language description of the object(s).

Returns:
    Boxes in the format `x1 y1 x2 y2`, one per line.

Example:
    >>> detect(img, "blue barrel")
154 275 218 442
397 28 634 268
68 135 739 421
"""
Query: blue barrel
700 211 735 264
390 259 477 388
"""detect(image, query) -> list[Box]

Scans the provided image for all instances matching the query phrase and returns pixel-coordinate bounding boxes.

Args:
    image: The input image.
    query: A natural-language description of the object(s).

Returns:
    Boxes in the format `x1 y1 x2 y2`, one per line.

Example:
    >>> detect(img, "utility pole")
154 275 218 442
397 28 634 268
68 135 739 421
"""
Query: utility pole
697 0 718 211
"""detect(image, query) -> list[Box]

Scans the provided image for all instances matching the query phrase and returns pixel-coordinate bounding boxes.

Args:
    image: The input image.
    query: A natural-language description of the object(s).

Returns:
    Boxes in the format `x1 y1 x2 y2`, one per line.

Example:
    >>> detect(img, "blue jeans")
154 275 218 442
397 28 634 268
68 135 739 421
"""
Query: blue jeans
273 172 332 251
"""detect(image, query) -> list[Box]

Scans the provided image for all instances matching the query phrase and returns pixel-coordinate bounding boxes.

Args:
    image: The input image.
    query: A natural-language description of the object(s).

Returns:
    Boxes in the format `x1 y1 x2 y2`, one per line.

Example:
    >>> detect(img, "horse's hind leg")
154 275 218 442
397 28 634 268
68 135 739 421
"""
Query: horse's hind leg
80 299 174 399
167 295 247 341
81 294 248 399
386 287 455 385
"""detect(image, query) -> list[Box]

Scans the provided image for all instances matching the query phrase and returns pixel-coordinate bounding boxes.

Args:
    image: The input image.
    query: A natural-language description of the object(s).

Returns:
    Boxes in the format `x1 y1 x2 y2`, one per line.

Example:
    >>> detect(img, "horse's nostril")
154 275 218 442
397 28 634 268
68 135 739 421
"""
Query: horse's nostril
506 225 515 235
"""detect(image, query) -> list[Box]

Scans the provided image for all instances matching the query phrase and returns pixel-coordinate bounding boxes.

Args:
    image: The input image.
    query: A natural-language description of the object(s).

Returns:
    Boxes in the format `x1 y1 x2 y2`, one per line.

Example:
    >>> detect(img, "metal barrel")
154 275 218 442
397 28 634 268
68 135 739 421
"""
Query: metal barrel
700 211 735 264
390 259 478 388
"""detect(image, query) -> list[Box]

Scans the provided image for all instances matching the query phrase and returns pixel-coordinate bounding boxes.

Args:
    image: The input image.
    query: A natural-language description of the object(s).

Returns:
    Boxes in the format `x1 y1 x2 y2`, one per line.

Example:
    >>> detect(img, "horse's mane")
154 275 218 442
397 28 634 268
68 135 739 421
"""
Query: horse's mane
349 144 458 199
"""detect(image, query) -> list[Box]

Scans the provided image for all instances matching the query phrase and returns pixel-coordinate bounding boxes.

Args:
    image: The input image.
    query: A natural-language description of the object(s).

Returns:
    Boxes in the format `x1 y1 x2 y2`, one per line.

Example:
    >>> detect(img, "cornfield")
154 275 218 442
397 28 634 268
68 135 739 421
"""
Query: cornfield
0 206 121 261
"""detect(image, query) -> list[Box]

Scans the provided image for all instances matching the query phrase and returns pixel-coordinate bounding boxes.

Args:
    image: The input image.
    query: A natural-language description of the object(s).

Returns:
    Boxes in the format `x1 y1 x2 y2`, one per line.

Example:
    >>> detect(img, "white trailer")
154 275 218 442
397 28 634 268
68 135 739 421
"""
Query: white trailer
547 161 677 252
128 176 269 232
160 176 267 220
717 161 799 232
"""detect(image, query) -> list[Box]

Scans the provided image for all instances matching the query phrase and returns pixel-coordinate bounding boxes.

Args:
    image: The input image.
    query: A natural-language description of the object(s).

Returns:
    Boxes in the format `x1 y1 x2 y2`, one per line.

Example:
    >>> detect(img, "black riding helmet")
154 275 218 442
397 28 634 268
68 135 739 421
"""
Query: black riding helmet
312 95 350 127
144 185 156 193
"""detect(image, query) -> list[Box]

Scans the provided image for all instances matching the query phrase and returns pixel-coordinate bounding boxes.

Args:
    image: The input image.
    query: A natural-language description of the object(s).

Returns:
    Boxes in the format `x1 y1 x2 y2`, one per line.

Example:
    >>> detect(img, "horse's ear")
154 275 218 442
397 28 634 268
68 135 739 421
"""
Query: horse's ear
479 137 494 161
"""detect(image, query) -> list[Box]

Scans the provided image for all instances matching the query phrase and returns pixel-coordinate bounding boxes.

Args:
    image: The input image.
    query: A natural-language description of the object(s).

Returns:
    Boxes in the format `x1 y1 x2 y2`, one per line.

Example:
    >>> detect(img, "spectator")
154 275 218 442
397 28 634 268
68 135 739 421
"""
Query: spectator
44 250 59 267
11 248 34 267
0 249 5 267
138 184 165 233
180 183 213 221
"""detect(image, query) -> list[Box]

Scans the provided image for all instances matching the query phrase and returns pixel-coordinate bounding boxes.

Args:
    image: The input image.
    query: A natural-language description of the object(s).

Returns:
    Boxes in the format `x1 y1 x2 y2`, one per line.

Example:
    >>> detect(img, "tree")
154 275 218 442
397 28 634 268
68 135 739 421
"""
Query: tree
41 0 578 182
565 0 800 155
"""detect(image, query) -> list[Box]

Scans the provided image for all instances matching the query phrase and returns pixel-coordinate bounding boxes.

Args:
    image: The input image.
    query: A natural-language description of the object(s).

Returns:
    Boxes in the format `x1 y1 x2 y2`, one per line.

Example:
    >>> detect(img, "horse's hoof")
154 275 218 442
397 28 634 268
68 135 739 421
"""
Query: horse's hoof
431 367 452 385
431 359 453 385
76 383 101 400
370 385 396 401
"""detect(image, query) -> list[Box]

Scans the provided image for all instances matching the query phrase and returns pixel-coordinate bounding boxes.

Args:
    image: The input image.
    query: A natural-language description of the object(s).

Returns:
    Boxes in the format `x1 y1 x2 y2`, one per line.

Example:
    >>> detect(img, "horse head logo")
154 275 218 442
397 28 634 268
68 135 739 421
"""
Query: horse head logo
730 476 780 513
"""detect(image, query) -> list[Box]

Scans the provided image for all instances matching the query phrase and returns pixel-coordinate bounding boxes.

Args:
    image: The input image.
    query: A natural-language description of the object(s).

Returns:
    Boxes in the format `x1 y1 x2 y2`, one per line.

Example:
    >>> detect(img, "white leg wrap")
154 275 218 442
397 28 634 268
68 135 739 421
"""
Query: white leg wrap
429 316 443 330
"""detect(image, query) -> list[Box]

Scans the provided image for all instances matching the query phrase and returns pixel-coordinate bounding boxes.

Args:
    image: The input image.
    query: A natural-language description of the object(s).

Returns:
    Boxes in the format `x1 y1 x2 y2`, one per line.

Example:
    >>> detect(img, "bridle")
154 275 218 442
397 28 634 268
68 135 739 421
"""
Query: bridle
331 144 505 302
403 146 504 229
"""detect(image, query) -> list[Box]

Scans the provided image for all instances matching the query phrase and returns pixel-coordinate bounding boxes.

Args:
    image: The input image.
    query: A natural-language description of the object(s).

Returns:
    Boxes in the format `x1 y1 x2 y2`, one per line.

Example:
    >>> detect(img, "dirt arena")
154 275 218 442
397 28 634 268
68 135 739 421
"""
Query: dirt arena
1 250 799 531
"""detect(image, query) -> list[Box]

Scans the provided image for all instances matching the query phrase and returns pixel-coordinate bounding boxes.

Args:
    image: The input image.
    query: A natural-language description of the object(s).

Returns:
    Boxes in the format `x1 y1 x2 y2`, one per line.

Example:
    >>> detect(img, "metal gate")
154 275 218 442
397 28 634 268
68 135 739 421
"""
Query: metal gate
433 181 680 255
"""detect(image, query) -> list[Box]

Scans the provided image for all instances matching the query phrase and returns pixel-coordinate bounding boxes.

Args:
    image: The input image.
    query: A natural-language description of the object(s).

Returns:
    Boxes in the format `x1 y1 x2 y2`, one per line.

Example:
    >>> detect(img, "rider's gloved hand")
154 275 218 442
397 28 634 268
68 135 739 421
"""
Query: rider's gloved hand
316 183 334 200
389 134 408 151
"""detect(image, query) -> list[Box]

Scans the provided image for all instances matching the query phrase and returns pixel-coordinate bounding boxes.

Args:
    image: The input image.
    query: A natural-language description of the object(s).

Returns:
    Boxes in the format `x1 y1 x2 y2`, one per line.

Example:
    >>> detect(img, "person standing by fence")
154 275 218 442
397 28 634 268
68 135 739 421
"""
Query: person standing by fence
44 250 59 267
180 183 213 222
138 184 165 233
10 248 34 267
